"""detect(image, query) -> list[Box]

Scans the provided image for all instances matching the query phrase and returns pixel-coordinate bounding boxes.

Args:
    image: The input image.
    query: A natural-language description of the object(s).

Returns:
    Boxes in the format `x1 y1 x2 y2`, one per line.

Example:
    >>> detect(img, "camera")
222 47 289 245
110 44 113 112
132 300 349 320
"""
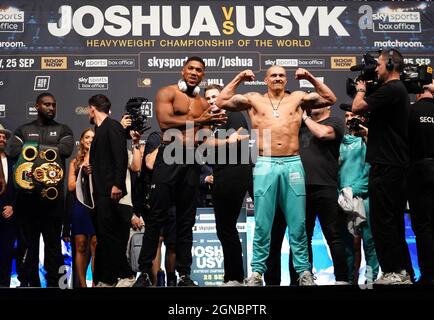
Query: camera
347 117 369 131
401 64 433 94
339 103 369 131
346 51 380 97
124 97 149 134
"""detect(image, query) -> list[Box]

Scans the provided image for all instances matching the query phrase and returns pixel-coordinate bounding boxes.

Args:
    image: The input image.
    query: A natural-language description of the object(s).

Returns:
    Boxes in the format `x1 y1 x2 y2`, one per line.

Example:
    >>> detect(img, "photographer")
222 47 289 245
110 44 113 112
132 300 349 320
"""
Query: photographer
338 110 379 284
352 48 413 285
408 81 434 284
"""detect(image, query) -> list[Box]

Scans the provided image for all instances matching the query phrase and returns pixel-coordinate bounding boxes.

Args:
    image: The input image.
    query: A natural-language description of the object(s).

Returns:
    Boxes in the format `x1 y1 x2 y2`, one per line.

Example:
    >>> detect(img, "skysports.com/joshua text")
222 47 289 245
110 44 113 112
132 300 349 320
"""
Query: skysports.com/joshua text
146 56 253 69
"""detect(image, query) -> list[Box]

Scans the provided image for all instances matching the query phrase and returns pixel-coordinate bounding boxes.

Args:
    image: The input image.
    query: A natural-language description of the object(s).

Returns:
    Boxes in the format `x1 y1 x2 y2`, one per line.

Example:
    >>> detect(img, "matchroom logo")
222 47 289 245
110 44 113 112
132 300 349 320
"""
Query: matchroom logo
41 57 67 69
331 57 356 69
137 77 151 87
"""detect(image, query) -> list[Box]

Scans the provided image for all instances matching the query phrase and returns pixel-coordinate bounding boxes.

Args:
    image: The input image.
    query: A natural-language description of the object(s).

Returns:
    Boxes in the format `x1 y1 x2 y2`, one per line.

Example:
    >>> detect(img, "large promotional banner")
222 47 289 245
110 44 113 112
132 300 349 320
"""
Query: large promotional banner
192 207 247 286
0 1 433 138
1 0 431 289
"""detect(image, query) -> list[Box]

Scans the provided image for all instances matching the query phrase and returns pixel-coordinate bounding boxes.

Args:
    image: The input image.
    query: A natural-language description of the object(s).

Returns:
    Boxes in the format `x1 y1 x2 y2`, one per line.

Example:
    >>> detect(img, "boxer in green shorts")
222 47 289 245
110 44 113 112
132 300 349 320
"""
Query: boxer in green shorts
217 66 337 286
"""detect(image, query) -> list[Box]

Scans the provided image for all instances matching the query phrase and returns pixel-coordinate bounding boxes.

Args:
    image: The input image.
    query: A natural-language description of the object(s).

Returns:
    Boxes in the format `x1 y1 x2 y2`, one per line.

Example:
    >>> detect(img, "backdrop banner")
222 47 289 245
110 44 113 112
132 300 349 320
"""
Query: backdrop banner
0 1 432 139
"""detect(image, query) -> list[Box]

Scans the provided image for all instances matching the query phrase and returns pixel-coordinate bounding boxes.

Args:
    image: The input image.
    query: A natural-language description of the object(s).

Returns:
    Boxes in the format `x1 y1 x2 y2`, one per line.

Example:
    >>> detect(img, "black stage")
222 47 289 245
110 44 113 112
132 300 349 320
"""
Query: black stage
1 285 433 318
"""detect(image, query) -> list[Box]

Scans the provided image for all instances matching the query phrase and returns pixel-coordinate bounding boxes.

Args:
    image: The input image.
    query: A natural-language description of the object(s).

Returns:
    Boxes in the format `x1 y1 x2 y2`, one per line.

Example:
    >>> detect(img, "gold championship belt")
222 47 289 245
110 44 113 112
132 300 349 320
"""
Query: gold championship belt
14 142 64 200
14 142 38 191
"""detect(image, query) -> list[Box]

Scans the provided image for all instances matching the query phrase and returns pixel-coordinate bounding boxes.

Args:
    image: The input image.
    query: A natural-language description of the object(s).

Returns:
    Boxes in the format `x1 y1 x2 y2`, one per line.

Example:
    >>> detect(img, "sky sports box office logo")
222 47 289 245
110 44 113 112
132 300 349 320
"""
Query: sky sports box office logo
371 10 421 33
78 76 109 90
0 7 24 32
73 58 136 68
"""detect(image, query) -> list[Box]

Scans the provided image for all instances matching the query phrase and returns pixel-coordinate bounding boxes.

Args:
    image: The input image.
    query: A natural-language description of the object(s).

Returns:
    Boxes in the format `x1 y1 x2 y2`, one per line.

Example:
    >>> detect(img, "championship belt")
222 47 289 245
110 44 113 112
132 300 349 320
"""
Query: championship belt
32 145 64 200
13 142 64 200
14 141 38 191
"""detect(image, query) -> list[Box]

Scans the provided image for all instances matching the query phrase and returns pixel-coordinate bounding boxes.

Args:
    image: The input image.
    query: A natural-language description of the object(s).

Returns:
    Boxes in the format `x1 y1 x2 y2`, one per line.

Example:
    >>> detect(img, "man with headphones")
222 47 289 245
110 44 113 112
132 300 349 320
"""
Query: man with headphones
135 56 226 287
352 48 413 285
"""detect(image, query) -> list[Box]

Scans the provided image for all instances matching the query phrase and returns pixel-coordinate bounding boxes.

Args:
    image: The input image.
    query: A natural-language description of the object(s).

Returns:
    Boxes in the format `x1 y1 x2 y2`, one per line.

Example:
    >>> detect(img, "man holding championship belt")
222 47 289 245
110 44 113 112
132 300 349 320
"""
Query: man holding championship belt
8 92 74 287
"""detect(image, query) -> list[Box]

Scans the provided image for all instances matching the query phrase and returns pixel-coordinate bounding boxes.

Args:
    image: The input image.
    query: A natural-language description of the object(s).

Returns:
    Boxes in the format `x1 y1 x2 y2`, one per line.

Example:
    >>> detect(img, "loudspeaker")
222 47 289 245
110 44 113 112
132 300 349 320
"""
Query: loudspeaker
178 79 200 96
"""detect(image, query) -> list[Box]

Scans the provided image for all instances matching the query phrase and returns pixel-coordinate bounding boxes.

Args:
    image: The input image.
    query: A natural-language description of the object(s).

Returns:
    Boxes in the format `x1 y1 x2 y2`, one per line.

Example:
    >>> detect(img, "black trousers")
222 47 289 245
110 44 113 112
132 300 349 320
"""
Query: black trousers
16 195 63 287
212 165 251 282
0 216 17 287
264 206 286 285
369 164 413 275
138 147 199 276
93 198 133 284
303 185 348 281
408 159 434 280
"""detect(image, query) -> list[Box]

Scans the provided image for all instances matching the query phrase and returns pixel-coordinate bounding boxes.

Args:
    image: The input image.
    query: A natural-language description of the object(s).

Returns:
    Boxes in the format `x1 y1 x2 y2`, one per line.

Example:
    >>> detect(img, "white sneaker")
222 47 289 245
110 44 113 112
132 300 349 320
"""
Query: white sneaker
334 281 350 285
115 276 137 287
95 281 116 288
223 280 244 287
375 270 412 285
298 271 316 286
245 272 263 286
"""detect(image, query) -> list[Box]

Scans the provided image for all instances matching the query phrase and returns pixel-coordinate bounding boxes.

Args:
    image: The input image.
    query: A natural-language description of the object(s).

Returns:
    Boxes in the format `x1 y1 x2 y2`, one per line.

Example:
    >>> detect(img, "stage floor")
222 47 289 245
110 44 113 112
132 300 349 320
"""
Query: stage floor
1 285 433 317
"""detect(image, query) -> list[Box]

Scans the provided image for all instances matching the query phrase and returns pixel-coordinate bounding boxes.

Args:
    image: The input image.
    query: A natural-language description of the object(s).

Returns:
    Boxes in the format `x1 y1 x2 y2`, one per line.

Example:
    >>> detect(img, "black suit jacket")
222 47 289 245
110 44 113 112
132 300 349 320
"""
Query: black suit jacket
0 156 16 214
90 117 128 198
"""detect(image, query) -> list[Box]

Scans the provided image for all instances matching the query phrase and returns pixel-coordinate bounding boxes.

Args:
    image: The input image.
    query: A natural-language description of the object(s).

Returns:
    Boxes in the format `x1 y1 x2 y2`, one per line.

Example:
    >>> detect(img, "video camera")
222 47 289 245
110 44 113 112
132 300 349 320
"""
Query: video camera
124 97 150 134
339 103 369 131
401 64 433 94
346 51 380 97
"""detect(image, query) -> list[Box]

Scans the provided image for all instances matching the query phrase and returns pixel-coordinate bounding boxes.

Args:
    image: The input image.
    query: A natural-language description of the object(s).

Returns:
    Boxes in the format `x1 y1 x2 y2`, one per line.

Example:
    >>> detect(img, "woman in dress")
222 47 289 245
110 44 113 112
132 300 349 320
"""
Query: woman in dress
68 128 96 287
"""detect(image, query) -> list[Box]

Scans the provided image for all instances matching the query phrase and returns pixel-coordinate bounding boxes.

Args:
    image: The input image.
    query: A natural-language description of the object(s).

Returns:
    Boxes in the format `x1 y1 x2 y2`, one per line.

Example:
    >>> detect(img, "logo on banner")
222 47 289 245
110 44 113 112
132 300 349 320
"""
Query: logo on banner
85 59 107 67
359 5 422 33
75 106 89 115
78 76 108 90
372 11 421 33
0 104 5 118
331 57 357 69
0 7 24 32
74 58 136 68
276 59 298 67
137 77 152 87
244 80 266 86
143 101 153 118
205 79 224 86
47 5 349 37
300 77 324 89
141 53 258 72
41 57 67 69
264 59 276 66
26 102 37 119
34 76 50 91
298 59 324 68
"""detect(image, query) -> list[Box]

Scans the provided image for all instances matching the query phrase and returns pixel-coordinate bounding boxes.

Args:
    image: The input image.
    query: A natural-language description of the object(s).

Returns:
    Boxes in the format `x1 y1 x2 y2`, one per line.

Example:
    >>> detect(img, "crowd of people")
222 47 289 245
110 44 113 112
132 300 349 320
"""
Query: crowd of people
0 50 433 287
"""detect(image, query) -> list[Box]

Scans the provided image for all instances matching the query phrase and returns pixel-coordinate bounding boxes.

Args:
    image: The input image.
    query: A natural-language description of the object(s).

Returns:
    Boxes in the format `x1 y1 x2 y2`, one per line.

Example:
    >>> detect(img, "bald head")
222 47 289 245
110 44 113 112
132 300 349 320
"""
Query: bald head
266 65 286 77
265 65 287 93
